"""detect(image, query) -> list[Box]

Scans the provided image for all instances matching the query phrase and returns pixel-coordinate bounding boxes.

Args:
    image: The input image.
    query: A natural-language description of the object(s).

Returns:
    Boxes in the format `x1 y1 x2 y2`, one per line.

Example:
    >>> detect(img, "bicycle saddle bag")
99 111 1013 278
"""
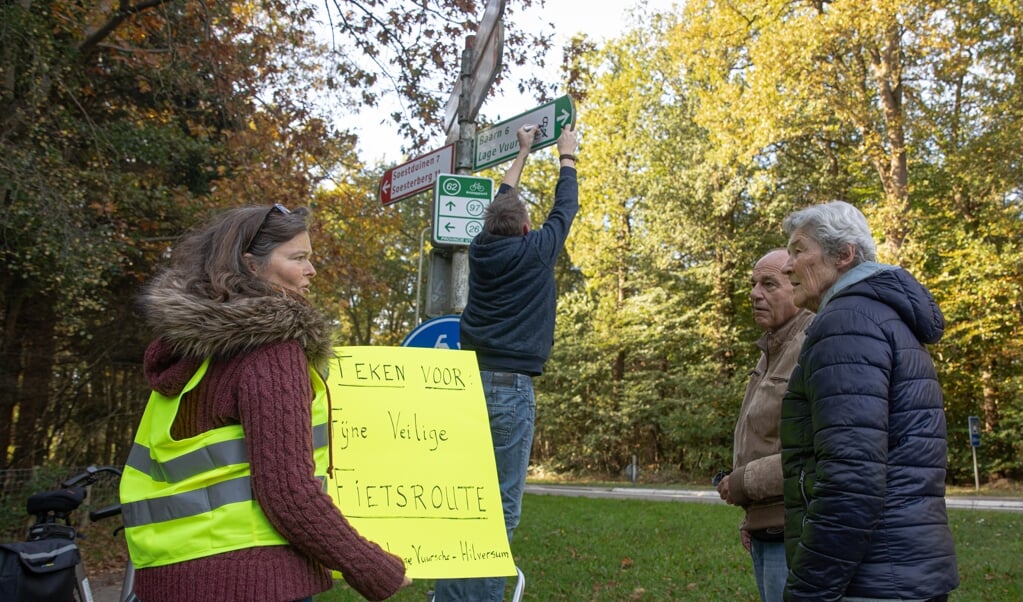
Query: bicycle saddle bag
0 538 79 602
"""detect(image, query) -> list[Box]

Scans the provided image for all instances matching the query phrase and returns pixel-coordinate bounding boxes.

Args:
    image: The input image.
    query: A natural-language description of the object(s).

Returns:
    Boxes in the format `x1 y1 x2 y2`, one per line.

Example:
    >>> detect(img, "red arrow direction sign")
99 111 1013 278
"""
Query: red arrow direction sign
378 144 455 206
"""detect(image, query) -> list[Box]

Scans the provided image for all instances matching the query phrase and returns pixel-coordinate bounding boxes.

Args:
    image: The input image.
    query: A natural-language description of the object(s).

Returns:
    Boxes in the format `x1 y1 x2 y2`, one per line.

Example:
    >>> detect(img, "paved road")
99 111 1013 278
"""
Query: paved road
91 484 1022 601
524 483 1023 512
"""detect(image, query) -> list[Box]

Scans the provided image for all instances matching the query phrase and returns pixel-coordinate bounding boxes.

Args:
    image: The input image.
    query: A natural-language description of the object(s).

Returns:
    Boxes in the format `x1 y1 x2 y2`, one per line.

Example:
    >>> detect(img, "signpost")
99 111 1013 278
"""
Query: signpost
443 0 506 142
433 174 493 246
378 144 454 206
444 23 504 144
473 95 575 171
969 415 981 491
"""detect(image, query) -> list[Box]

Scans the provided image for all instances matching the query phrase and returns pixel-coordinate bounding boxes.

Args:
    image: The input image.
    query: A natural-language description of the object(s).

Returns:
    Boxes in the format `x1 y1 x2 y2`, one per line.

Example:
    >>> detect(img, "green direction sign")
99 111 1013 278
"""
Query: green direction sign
433 174 494 246
473 95 575 172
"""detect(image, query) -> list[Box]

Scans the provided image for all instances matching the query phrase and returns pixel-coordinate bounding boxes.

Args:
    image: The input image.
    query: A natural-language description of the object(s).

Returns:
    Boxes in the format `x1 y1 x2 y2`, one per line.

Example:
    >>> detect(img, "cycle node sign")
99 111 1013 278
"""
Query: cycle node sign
473 95 575 171
433 174 493 246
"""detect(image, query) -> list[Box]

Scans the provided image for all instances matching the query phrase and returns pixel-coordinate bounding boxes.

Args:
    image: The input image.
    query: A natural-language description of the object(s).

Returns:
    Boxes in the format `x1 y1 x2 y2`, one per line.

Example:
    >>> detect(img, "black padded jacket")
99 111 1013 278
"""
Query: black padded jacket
781 265 958 601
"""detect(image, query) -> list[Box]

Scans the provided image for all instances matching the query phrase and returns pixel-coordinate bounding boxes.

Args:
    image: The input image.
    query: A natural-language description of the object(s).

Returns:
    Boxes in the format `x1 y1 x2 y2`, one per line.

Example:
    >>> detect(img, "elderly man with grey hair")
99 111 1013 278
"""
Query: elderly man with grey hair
717 248 814 602
779 201 958 602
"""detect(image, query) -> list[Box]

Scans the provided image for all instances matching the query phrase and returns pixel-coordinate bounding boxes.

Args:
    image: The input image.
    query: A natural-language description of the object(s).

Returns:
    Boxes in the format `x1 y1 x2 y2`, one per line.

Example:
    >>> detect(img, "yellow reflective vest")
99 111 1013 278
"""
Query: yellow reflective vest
120 358 329 568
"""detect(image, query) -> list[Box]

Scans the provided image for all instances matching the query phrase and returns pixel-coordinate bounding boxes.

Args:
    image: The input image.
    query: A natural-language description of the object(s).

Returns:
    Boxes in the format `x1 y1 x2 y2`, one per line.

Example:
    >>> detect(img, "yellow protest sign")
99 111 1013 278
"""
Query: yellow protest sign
324 346 516 579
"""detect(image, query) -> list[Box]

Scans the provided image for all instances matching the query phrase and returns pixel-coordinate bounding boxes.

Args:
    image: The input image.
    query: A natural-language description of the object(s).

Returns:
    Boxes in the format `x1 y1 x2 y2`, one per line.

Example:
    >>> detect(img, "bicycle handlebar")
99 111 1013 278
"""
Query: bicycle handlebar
89 503 122 522
61 465 122 489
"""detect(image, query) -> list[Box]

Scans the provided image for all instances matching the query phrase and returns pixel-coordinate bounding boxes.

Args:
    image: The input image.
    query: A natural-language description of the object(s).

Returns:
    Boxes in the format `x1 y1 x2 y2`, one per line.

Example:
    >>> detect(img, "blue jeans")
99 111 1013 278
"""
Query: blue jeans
433 371 535 602
751 537 786 602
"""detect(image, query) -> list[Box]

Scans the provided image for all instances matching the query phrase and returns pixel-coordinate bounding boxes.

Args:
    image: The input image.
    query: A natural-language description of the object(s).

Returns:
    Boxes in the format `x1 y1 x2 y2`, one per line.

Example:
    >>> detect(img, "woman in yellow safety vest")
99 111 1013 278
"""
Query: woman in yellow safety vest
120 204 411 602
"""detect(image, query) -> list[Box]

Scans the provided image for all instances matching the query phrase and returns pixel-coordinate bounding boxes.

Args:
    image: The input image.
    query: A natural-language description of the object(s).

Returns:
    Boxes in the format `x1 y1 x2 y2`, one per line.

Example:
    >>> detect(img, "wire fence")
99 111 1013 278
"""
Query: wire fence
0 466 123 541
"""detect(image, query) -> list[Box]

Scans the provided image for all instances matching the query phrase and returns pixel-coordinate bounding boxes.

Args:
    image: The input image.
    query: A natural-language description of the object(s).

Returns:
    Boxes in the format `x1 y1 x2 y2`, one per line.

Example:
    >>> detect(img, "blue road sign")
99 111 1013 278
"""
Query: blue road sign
401 315 461 349
968 415 981 447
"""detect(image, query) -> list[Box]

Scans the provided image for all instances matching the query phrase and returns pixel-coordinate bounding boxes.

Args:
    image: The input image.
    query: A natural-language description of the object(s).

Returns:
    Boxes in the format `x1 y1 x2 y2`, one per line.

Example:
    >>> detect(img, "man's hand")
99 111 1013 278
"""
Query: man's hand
503 124 539 188
716 474 736 505
517 124 539 150
557 124 578 156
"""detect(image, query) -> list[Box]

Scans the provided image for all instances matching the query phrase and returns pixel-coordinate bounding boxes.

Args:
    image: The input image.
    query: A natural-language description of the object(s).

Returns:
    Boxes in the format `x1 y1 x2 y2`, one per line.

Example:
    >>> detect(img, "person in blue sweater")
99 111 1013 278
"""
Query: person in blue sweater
779 201 958 602
434 123 579 602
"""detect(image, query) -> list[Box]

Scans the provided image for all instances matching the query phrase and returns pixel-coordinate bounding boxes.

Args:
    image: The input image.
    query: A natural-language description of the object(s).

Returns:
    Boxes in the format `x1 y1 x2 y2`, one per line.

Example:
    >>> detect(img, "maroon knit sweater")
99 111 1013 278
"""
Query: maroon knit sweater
132 284 406 602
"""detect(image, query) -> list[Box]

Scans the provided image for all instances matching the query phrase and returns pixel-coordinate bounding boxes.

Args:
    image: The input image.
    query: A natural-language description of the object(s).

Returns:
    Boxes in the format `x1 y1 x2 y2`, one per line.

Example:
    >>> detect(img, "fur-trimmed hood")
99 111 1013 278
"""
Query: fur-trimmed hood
140 273 335 374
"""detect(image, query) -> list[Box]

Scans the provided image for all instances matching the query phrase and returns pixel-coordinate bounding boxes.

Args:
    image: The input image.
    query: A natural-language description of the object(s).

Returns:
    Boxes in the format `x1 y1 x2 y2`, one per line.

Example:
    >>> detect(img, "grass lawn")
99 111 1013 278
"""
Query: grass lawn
316 492 1023 601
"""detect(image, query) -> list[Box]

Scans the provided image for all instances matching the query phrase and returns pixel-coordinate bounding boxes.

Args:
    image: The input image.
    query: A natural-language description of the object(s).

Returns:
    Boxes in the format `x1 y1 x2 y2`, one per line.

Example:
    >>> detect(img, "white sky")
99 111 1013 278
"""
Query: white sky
345 0 680 164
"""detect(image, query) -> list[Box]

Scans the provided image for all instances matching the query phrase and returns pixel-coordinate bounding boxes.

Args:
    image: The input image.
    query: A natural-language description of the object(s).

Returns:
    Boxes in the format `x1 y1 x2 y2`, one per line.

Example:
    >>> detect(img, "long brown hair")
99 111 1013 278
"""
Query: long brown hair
166 205 312 301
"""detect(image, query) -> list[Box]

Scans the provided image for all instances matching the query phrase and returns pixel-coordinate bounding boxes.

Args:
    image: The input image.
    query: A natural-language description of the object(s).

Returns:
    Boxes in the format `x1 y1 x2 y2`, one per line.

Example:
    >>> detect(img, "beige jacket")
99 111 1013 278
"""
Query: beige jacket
730 309 814 532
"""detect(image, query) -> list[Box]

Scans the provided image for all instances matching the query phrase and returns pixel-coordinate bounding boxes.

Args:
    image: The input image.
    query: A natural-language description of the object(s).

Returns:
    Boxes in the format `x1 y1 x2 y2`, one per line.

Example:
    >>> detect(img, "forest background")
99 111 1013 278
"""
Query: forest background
1 0 1021 486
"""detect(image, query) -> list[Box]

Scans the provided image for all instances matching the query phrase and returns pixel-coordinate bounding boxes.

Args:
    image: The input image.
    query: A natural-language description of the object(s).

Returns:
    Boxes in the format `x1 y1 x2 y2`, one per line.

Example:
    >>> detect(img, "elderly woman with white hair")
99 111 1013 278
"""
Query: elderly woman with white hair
778 201 958 602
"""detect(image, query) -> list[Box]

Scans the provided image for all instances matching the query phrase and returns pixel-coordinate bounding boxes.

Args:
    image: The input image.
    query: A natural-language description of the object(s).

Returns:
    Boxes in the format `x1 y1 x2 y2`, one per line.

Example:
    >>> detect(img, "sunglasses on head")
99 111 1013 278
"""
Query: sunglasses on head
246 203 292 252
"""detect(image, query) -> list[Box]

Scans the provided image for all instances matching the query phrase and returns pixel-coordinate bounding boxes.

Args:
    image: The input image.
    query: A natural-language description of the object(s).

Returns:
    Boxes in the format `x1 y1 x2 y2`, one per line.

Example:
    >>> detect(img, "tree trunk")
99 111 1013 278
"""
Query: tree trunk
1 281 28 468
870 21 909 261
9 293 57 468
